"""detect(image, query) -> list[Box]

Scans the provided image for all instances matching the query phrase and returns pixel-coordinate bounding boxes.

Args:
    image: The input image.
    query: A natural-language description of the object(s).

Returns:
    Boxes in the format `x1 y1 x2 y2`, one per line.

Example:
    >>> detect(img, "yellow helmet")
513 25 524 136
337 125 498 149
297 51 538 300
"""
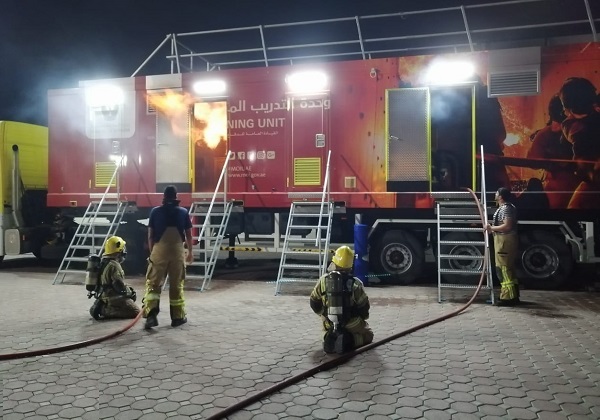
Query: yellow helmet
332 246 354 270
104 236 126 255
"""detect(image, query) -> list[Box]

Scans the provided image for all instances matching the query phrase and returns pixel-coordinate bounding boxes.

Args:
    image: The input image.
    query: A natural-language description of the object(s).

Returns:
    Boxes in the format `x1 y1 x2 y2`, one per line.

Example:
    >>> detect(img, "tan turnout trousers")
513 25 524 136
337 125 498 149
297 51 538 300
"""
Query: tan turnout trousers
493 232 519 301
143 227 186 320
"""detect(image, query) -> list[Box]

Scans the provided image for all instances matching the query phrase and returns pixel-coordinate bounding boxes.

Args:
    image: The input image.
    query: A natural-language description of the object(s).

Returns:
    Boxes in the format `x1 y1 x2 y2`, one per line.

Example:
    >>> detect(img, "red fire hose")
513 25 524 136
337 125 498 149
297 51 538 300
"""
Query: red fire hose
0 311 143 361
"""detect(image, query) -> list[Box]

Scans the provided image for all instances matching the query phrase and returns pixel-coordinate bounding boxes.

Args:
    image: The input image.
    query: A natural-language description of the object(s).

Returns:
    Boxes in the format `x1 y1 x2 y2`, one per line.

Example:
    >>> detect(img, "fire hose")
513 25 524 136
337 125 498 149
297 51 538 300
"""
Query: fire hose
1 189 490 419
0 311 143 362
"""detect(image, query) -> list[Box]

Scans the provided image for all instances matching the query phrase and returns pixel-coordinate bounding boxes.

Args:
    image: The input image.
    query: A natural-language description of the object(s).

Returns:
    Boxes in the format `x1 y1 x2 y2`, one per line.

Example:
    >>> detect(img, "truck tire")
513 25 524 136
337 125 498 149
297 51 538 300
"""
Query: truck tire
370 230 424 285
518 230 573 289
439 232 486 285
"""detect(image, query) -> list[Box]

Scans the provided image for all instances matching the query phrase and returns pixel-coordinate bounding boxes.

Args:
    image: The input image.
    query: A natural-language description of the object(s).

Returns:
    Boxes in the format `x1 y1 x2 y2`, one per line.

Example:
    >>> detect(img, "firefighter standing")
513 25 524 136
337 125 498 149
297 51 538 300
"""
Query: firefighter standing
89 236 140 320
143 186 193 329
309 246 374 354
487 188 520 306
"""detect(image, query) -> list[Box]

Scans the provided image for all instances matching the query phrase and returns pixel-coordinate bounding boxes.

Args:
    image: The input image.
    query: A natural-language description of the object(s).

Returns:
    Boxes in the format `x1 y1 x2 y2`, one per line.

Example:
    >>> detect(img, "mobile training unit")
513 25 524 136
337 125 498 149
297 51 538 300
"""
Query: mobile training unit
47 2 600 289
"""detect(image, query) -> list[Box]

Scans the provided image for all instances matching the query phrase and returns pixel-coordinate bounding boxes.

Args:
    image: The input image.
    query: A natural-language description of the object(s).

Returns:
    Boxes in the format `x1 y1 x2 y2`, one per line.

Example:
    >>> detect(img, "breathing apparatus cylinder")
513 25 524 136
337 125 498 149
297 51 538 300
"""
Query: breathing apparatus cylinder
325 271 346 330
85 254 102 292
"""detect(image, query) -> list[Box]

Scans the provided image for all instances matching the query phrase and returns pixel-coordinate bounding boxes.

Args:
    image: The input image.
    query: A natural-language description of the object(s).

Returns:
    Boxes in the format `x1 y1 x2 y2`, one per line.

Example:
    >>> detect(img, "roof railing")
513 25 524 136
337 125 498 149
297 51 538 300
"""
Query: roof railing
132 0 598 77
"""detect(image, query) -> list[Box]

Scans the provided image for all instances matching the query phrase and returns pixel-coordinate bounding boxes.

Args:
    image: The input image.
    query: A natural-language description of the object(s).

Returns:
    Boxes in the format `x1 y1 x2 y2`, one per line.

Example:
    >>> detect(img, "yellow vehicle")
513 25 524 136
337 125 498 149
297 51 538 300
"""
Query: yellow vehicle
0 121 58 262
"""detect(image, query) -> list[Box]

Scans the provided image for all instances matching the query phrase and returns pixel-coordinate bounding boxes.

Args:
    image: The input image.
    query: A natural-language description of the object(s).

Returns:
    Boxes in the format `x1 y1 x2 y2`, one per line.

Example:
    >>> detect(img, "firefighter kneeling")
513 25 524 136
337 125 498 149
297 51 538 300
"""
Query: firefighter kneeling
310 246 373 354
87 236 140 320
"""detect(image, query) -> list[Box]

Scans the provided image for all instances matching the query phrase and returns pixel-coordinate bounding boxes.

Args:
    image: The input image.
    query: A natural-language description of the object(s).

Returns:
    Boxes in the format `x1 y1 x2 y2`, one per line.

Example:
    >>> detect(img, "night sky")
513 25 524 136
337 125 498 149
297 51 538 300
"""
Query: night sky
1 0 596 126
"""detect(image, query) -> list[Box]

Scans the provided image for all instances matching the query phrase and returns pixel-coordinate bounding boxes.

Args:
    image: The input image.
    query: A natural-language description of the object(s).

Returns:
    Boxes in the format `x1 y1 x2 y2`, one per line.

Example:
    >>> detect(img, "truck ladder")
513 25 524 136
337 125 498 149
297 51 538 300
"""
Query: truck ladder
275 201 334 295
436 146 494 303
275 150 333 295
52 200 128 285
163 151 234 292
185 200 235 291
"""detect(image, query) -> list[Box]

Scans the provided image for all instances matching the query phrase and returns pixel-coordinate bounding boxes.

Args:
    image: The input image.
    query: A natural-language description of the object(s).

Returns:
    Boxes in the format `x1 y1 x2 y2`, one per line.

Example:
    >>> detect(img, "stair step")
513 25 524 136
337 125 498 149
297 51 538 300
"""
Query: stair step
439 227 484 232
57 269 87 275
276 277 317 283
285 237 327 243
288 224 328 229
191 213 226 218
439 240 485 246
281 264 322 270
284 250 326 255
439 283 492 289
75 233 108 238
439 268 484 274
439 254 485 260
64 257 89 262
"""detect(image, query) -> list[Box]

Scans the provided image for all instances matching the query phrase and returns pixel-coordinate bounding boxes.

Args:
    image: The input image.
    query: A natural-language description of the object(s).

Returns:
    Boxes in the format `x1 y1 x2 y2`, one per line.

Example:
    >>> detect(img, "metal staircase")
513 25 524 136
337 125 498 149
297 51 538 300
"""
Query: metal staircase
275 151 333 295
53 161 126 285
187 200 234 291
436 146 494 303
176 150 234 292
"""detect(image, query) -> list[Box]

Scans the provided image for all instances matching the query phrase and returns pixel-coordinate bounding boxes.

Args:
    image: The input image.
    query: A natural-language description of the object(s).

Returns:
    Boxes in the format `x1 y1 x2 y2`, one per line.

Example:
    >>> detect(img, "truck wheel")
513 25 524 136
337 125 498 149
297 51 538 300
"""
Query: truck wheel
518 230 573 289
370 230 424 285
439 232 486 285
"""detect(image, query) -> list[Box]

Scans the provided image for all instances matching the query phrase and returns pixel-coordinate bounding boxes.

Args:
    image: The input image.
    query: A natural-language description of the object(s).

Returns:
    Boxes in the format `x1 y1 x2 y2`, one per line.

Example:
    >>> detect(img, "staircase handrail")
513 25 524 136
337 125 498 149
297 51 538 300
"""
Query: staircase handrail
195 151 233 254
315 150 332 248
480 145 490 247
316 150 332 276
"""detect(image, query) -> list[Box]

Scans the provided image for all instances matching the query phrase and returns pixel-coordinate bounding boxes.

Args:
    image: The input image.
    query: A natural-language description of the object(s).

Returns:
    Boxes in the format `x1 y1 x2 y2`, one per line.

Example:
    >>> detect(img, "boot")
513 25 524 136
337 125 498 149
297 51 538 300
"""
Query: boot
335 330 355 354
145 308 159 329
323 331 336 354
89 299 105 320
171 318 187 327
495 298 519 307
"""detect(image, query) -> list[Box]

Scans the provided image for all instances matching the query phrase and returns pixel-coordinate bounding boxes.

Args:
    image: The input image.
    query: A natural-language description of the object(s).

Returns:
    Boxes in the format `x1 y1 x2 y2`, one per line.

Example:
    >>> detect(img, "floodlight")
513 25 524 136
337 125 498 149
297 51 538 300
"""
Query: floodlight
425 60 476 85
85 85 125 107
286 71 328 94
193 80 227 96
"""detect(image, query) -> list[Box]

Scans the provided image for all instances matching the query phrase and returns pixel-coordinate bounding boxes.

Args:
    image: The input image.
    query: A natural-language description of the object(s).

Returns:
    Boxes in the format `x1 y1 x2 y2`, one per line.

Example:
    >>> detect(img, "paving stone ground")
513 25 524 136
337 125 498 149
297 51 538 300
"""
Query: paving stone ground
1 267 600 419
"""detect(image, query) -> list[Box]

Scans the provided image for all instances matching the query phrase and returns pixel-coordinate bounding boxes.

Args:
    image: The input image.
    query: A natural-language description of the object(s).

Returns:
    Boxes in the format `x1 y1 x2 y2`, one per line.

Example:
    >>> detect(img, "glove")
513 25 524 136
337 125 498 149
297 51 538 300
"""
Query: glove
127 287 137 302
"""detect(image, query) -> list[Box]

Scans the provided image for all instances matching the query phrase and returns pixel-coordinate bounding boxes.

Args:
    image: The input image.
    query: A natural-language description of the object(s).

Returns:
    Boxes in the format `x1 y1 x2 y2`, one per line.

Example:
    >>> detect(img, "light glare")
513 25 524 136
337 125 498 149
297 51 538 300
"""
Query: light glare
193 80 227 96
85 85 125 107
425 60 475 85
286 71 328 94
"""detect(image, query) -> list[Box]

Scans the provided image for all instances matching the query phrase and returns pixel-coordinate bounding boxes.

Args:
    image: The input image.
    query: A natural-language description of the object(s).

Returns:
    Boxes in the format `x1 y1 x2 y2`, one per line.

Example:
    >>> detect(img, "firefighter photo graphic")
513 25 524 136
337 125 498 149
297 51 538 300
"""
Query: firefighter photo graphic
87 236 140 320
310 246 374 354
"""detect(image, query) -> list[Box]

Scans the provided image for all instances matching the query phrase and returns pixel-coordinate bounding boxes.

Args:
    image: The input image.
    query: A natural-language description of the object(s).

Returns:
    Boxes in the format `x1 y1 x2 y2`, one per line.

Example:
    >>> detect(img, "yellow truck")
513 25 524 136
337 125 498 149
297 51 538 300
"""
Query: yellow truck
0 121 58 262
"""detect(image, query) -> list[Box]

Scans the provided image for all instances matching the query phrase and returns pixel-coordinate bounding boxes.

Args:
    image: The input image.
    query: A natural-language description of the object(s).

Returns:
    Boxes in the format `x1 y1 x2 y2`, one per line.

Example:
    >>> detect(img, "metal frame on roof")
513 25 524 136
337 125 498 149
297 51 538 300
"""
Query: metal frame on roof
132 0 598 77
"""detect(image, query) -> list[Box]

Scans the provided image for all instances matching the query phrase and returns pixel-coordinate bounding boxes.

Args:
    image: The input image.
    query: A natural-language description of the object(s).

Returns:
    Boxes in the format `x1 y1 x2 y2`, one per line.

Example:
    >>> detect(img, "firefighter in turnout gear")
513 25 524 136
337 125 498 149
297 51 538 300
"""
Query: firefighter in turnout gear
88 236 140 320
487 187 520 306
310 246 373 354
143 185 193 329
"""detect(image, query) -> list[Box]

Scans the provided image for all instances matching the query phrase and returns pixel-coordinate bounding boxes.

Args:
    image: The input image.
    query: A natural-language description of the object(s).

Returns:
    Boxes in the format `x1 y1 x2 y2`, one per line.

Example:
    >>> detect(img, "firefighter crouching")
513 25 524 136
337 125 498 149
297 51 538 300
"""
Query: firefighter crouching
88 236 140 320
310 246 374 354
143 185 193 329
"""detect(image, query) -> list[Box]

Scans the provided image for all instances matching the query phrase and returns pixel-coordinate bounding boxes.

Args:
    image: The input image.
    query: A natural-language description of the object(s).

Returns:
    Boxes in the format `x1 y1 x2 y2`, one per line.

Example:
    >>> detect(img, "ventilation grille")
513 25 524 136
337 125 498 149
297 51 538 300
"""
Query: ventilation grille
294 158 321 186
489 70 540 97
95 162 117 187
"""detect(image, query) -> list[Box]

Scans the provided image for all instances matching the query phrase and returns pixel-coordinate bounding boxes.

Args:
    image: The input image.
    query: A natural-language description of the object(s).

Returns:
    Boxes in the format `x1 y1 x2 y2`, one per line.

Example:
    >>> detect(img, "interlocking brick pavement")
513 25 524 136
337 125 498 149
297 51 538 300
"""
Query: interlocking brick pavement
2 268 600 419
